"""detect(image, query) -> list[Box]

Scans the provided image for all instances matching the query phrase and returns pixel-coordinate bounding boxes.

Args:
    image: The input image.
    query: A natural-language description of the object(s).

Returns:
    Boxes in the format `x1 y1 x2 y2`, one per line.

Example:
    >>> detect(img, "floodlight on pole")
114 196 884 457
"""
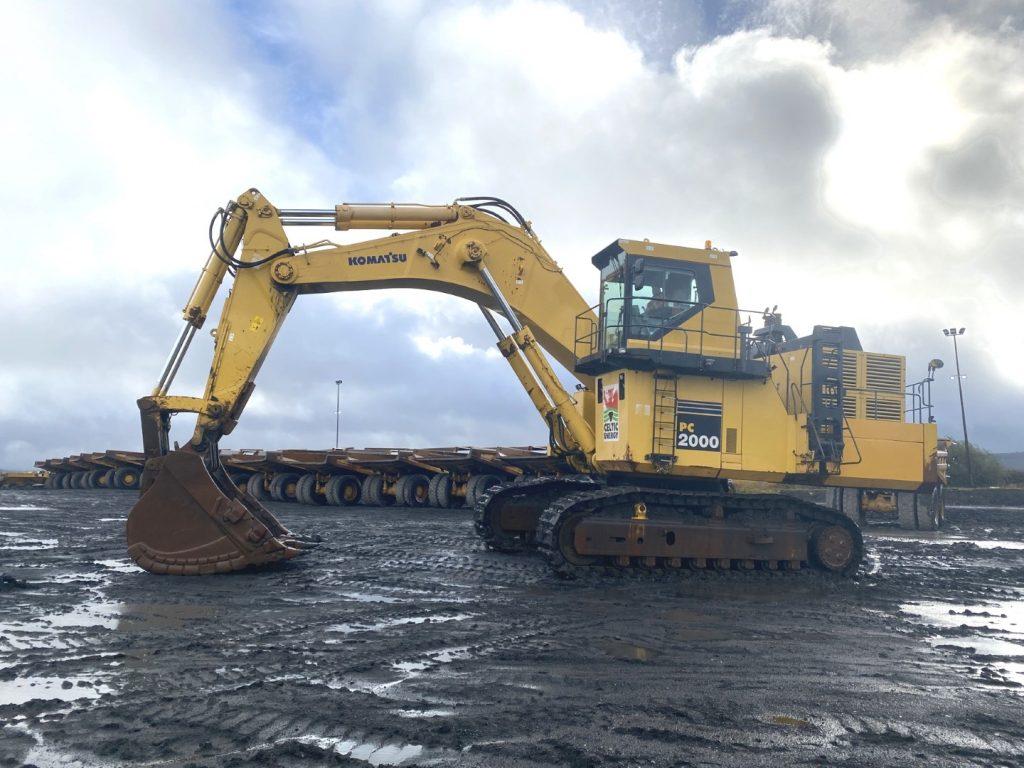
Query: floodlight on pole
941 327 972 486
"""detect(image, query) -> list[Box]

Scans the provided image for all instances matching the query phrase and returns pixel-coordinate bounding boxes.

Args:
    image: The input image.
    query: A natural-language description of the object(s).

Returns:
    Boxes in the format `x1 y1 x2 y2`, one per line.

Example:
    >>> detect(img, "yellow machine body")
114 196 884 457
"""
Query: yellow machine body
126 189 941 576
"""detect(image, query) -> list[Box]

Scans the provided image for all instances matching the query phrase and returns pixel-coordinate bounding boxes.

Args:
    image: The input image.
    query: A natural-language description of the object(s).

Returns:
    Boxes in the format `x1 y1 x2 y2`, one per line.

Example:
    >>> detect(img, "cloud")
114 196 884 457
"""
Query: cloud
2 0 1022 469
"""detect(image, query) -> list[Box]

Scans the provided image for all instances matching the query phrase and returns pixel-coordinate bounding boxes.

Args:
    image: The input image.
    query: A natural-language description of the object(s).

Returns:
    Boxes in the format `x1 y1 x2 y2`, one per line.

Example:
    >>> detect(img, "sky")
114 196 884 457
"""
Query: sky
1 0 1022 468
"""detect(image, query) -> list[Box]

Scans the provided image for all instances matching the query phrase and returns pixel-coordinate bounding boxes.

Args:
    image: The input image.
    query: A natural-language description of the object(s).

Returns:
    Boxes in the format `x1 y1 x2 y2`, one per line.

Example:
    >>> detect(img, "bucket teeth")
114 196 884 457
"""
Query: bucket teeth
126 451 309 575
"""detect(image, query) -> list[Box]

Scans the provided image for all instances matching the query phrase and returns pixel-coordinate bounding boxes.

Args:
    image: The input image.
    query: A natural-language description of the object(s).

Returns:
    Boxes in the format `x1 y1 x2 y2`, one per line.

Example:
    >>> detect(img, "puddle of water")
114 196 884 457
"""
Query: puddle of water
0 537 57 551
94 559 142 574
902 598 1024 686
929 636 1024 657
393 708 455 718
901 600 1024 638
296 736 424 766
0 601 215 653
330 645 474 700
597 639 658 661
341 592 402 604
0 600 123 650
7 724 97 768
876 534 1024 550
0 675 113 705
326 613 473 637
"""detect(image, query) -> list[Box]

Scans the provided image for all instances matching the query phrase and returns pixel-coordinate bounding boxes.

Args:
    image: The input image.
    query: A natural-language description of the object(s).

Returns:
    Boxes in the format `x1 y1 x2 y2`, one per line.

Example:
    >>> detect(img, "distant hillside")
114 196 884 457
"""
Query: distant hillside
995 452 1024 471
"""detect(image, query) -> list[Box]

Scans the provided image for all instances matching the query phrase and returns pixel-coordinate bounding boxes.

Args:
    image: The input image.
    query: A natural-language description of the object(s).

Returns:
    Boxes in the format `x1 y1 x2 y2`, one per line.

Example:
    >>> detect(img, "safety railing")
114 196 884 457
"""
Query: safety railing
905 376 935 424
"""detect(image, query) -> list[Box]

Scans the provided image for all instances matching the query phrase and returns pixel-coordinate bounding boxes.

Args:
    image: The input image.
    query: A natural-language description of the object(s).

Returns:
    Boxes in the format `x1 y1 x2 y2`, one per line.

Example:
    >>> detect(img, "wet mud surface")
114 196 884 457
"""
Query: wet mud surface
1 490 1023 767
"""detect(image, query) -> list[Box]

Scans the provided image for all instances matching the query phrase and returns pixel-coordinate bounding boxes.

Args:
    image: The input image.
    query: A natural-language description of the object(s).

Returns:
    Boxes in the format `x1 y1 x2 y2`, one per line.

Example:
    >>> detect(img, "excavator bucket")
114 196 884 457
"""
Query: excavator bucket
126 451 309 575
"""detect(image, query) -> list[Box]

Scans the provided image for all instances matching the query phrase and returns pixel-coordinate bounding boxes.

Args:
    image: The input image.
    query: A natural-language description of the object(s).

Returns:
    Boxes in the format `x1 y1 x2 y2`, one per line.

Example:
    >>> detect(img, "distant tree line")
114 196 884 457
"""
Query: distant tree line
946 442 1024 487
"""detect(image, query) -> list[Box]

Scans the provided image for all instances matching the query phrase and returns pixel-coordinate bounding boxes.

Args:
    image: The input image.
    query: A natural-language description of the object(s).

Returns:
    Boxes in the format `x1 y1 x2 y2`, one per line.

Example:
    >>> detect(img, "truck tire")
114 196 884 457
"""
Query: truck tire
113 467 141 490
830 487 863 524
100 469 116 489
428 473 456 508
396 473 430 508
295 473 326 506
361 475 391 507
325 475 361 506
45 472 62 490
71 471 89 489
269 473 300 502
897 490 942 531
58 472 73 489
466 473 502 508
246 473 267 500
86 469 106 489
228 473 248 494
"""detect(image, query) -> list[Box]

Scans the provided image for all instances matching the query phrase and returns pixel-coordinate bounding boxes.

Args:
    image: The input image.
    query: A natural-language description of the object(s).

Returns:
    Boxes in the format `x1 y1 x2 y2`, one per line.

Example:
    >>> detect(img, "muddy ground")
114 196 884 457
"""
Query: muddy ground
1 490 1022 767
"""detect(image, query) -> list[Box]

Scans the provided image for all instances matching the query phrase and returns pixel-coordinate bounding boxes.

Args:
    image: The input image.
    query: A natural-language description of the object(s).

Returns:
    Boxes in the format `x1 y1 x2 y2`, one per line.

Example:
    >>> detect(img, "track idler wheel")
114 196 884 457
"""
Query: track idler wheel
126 451 310 575
809 524 857 574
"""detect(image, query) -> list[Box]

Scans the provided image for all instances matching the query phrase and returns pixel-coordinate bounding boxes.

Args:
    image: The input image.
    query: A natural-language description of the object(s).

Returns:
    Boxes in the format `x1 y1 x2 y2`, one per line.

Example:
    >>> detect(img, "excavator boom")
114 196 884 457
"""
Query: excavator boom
128 189 597 574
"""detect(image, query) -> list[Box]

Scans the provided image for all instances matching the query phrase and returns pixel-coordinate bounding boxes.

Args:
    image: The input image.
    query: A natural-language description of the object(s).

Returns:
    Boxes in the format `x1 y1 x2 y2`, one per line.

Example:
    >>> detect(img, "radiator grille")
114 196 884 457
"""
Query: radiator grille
866 397 903 421
866 354 903 392
842 352 905 422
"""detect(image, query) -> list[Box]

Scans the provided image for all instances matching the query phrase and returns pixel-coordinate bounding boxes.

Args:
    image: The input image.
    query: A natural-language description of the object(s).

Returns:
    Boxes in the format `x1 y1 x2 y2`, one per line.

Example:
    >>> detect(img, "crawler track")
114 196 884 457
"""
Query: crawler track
536 485 864 578
472 475 595 552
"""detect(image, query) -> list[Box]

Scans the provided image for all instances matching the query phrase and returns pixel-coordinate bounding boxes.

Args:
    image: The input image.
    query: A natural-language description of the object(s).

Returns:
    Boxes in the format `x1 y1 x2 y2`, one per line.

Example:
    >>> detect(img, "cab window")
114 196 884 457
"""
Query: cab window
599 252 626 349
630 262 700 339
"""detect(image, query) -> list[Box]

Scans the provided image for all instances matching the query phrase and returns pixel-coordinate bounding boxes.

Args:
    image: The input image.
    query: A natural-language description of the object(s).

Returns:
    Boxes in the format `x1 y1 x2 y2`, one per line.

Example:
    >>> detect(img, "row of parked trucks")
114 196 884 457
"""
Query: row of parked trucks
22 446 938 530
30 447 569 509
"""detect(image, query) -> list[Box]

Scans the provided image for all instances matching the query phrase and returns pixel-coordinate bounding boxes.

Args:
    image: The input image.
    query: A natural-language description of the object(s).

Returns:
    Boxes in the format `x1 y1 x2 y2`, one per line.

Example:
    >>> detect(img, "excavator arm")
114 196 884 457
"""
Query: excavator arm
127 188 597 574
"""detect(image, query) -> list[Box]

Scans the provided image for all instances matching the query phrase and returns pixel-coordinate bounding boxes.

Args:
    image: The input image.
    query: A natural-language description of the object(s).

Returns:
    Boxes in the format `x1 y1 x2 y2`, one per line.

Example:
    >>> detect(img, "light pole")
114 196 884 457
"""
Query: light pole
942 327 972 486
335 379 343 449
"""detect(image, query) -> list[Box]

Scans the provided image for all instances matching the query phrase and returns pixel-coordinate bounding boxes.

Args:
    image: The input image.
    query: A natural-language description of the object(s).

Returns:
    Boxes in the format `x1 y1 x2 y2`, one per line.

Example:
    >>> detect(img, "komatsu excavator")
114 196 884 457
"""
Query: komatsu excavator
126 188 945 576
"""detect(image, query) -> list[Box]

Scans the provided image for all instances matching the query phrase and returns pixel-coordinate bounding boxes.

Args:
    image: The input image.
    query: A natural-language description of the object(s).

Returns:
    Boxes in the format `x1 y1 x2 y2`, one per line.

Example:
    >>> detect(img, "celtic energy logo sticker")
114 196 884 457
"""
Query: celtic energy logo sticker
602 383 620 441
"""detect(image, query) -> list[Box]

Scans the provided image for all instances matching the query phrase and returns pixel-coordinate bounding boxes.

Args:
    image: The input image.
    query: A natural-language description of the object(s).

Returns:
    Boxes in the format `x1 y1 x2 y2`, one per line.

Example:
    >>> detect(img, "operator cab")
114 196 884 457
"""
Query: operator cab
574 239 769 379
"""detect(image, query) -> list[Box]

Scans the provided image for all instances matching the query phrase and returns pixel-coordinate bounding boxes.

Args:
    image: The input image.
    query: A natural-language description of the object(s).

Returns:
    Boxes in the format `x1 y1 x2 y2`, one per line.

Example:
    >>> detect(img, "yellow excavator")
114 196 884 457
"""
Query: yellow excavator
126 188 945 576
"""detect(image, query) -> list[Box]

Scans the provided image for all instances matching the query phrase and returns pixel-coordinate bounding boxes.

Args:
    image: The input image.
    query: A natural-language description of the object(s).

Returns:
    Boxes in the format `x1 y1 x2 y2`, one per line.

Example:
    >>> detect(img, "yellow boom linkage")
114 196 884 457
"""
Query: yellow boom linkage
128 189 597 574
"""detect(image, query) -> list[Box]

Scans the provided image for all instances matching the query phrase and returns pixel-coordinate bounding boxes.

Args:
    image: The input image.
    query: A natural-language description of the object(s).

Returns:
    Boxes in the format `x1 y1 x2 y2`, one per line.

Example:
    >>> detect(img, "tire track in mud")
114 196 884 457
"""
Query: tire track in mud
2 490 1024 767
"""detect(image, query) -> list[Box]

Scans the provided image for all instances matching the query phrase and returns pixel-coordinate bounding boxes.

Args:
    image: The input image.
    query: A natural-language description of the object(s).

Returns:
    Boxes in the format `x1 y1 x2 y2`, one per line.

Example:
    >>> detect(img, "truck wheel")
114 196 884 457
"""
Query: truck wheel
228 473 248 494
113 467 141 490
466 473 502 508
361 475 391 506
269 473 300 502
86 469 106 489
428 474 455 508
100 469 116 489
396 474 430 508
45 473 62 490
326 475 361 506
246 473 267 500
295 474 326 506
72 471 89 489
58 472 73 489
896 491 939 530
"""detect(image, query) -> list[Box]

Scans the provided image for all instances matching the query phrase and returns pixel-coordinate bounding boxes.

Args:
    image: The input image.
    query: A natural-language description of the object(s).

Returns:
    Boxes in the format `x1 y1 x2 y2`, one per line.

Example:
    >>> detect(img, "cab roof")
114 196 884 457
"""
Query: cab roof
591 239 735 269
